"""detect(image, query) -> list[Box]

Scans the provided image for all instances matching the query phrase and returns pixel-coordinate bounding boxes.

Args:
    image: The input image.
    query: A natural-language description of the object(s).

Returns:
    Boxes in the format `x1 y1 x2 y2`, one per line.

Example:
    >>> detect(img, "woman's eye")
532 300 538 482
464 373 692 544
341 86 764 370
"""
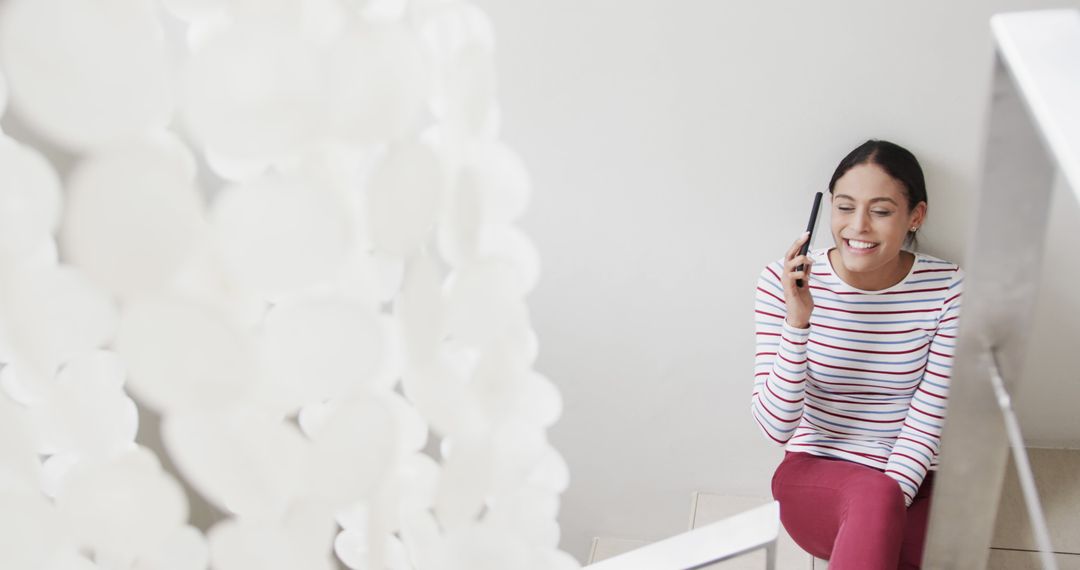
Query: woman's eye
872 210 892 216
837 206 854 212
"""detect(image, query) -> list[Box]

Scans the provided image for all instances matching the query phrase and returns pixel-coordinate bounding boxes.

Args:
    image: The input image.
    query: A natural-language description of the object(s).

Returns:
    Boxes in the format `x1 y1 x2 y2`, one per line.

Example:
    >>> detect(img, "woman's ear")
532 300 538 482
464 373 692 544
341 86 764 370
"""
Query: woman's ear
911 201 927 229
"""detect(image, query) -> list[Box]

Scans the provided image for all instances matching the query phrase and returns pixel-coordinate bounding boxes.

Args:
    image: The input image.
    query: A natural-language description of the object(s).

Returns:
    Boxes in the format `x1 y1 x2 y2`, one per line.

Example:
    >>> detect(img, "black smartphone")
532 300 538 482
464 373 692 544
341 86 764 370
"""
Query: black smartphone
795 192 823 288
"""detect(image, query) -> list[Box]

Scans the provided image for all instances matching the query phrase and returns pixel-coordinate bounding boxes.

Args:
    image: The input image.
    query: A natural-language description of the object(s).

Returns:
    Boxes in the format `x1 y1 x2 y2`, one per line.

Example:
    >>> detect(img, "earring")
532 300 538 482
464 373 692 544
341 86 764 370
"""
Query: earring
910 226 918 232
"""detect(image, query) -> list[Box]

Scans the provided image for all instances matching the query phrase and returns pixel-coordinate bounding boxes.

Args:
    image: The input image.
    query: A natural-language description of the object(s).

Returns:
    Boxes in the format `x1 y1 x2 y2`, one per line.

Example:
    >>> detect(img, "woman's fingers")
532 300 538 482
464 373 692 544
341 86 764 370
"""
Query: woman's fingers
784 255 813 289
785 232 810 261
785 254 812 274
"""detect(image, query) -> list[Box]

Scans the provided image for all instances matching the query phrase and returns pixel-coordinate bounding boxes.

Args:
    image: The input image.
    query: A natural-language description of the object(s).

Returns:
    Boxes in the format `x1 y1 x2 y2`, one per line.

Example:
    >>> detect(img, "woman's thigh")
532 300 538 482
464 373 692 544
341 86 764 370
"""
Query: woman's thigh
771 451 907 564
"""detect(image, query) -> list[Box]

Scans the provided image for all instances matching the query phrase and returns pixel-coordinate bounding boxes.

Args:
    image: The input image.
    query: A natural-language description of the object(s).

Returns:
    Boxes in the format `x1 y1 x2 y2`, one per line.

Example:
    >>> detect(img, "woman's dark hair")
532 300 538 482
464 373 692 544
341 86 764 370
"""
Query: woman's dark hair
827 139 927 248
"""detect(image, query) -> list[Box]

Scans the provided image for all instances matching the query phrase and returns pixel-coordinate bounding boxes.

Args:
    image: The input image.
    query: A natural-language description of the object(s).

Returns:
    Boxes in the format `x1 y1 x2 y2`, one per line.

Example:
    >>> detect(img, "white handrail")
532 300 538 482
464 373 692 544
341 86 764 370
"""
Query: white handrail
990 9 1080 200
987 349 1058 570
586 501 779 570
924 9 1079 568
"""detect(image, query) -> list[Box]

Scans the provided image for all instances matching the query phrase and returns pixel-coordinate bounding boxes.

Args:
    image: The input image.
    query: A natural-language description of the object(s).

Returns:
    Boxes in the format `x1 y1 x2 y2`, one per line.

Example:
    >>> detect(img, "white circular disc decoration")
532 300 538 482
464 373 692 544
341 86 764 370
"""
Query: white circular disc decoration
55 447 188 563
441 524 530 570
416 1 496 56
397 452 441 516
517 372 562 429
398 255 446 365
43 551 99 570
1 266 118 381
434 433 494 531
332 529 367 570
260 296 384 412
488 420 547 497
0 1 573 566
207 498 337 570
203 146 271 183
307 396 398 504
162 410 308 520
160 0 227 23
443 258 528 347
325 23 429 145
184 24 323 162
0 394 40 494
211 175 351 299
477 225 541 294
383 392 429 457
334 530 411 570
485 485 560 548
56 349 126 390
358 0 409 23
0 236 59 289
40 453 80 500
401 363 484 438
31 383 137 458
0 362 44 405
131 525 209 570
63 140 204 299
458 142 531 225
468 352 557 429
0 491 64 569
0 136 62 266
435 175 483 267
485 313 539 372
115 297 257 413
0 68 8 117
526 444 571 494
208 519 301 570
30 350 137 457
369 314 405 391
366 451 440 535
0 0 173 150
440 43 499 142
397 510 445 570
366 142 444 256
167 234 270 330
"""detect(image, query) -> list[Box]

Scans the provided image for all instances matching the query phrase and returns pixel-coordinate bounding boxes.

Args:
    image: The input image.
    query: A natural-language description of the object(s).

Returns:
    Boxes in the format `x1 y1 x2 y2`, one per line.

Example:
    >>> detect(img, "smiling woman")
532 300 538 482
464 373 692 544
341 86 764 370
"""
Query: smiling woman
752 140 964 569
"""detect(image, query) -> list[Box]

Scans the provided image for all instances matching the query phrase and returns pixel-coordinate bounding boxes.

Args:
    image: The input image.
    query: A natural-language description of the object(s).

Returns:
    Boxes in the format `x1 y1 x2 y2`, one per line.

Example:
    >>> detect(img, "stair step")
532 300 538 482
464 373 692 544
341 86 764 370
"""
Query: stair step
587 537 650 564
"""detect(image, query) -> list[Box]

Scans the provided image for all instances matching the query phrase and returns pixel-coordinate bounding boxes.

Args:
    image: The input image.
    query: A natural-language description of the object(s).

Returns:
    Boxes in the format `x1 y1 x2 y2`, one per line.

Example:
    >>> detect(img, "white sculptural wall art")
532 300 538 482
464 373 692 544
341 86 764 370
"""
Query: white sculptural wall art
0 1 577 568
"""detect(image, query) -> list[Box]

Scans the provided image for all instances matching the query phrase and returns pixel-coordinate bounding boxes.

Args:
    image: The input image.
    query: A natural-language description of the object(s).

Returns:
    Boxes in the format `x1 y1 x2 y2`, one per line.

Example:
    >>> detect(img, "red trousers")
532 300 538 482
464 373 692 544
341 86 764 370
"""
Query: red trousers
771 452 934 570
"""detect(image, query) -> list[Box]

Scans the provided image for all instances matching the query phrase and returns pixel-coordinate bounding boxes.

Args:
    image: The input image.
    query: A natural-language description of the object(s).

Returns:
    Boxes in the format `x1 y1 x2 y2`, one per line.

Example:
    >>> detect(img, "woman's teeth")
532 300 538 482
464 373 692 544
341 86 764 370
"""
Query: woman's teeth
847 239 878 250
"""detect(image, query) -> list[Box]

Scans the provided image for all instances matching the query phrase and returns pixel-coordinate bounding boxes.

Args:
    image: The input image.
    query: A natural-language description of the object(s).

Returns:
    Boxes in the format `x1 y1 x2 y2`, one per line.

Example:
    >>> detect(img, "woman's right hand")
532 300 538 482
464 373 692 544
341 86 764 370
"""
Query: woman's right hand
782 232 814 329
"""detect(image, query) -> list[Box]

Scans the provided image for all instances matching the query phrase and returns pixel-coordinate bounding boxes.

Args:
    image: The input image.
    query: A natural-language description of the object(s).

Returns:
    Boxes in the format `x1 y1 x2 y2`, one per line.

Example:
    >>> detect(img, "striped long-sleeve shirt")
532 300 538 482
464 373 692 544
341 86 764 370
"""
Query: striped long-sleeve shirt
752 248 964 506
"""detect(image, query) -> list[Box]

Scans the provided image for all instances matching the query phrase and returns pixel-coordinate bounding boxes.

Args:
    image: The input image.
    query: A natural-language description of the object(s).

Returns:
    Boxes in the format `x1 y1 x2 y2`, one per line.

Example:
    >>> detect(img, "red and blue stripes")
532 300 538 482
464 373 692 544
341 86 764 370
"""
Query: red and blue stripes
752 249 964 506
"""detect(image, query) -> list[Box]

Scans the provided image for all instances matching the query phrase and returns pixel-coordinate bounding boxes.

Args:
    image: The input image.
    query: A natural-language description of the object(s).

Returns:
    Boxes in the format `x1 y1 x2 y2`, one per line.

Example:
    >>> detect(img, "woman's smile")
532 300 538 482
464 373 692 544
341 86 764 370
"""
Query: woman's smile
843 238 880 253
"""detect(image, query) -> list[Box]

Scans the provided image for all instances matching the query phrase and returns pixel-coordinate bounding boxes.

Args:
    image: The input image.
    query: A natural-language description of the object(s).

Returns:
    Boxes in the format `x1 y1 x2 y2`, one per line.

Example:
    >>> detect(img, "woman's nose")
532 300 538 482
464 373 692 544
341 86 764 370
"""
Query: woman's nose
852 211 871 232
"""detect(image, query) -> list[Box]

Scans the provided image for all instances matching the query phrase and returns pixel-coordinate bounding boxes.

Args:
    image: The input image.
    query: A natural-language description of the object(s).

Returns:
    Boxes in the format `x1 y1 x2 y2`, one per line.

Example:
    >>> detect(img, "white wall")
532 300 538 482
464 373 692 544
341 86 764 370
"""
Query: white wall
473 0 1080 562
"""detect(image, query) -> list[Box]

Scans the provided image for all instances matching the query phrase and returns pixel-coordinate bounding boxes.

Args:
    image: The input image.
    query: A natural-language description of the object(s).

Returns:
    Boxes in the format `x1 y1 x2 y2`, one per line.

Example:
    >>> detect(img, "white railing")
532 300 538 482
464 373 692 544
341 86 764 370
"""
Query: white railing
925 9 1080 570
585 501 779 570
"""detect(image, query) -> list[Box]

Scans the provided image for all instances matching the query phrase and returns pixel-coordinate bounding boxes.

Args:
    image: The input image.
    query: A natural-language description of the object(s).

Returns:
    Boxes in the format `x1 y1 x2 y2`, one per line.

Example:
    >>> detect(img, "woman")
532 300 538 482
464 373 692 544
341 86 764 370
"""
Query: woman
752 140 963 569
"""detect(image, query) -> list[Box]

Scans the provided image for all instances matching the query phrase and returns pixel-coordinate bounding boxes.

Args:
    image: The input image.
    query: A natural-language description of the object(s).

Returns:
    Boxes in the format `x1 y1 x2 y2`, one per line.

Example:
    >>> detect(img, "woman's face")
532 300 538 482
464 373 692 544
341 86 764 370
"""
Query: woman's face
830 162 926 279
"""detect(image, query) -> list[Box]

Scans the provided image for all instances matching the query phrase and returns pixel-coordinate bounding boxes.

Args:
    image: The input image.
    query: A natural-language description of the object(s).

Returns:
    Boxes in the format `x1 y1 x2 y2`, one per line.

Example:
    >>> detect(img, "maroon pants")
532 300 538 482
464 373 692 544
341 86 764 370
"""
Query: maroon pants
771 452 934 570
